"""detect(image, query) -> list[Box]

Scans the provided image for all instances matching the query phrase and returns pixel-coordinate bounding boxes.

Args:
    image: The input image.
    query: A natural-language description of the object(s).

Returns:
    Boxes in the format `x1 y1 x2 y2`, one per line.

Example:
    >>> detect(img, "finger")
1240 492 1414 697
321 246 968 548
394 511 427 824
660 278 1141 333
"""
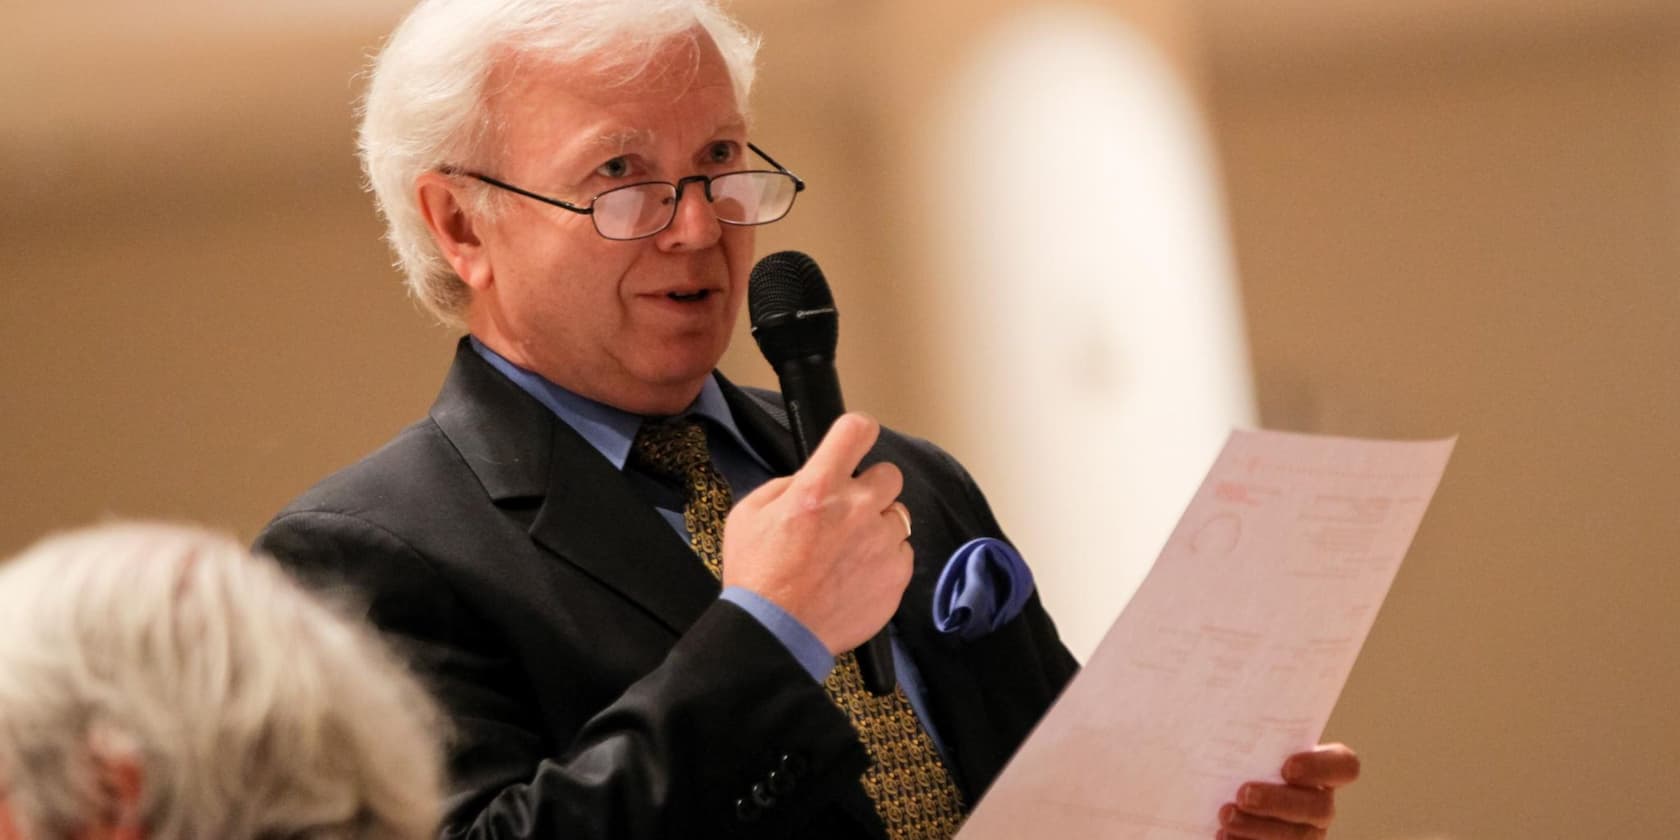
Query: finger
799 413 880 490
1234 782 1334 829
1218 803 1325 840
894 530 916 579
854 461 904 505
1283 743 1361 789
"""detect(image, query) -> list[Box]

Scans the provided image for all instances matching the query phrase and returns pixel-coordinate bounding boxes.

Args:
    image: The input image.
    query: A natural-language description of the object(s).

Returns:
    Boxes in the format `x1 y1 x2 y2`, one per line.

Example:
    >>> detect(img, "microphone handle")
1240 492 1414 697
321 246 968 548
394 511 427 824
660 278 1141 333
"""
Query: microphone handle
777 357 898 696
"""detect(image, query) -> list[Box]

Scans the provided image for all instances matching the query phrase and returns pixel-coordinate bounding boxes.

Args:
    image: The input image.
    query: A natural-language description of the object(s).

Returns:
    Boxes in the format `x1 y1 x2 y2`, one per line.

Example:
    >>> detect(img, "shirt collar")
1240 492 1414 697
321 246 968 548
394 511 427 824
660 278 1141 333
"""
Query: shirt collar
469 336 770 472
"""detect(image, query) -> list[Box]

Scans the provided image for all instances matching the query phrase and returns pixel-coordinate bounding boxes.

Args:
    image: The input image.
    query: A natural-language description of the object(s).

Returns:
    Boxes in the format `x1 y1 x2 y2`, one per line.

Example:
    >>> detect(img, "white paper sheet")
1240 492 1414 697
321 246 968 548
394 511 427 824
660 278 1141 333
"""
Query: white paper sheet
959 429 1455 839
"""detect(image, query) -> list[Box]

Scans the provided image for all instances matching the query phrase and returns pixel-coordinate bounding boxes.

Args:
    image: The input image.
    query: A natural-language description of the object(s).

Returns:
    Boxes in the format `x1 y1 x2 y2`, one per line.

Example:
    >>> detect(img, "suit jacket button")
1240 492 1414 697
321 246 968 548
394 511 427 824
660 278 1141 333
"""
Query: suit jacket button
735 797 762 823
767 768 796 795
779 753 809 778
751 782 777 808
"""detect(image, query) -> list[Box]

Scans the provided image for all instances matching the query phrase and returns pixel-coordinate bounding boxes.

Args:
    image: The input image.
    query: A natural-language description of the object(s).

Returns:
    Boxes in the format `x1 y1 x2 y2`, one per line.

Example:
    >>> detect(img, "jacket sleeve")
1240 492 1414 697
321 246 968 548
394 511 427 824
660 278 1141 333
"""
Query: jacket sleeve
256 510 872 840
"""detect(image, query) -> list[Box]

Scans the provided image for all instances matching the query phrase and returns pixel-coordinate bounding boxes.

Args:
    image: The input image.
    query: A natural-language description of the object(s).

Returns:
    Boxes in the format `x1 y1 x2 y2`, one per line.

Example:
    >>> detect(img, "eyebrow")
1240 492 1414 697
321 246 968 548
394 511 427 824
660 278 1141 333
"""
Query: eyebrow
590 128 656 154
586 117 748 156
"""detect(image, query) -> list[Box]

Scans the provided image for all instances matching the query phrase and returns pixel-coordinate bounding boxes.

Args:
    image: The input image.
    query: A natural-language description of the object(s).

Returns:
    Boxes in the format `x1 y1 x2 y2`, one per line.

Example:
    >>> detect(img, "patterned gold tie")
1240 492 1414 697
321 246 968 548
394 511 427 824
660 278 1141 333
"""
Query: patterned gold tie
631 418 967 840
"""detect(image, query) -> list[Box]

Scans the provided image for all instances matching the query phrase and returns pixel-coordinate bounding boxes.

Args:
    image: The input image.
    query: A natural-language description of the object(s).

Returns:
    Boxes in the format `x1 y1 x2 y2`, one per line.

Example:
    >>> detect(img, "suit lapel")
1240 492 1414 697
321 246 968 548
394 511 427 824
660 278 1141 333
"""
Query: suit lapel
428 339 554 500
527 423 720 636
716 374 800 476
430 341 718 637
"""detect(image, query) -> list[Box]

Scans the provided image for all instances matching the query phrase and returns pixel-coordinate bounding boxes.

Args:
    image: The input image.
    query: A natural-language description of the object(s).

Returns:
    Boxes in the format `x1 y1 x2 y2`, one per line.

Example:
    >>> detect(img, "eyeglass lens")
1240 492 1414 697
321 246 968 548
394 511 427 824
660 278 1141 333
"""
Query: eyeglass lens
592 172 798 239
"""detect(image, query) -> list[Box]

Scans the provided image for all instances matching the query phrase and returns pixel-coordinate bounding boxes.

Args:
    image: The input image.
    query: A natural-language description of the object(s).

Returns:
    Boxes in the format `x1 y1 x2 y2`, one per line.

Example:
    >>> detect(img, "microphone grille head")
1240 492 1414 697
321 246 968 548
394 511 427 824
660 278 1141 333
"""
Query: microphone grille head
749 251 838 364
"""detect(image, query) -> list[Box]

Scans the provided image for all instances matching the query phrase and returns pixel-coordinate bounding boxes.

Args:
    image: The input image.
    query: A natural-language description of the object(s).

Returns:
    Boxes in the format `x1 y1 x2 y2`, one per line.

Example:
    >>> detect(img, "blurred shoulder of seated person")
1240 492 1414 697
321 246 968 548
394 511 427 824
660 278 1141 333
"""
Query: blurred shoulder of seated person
0 522 447 840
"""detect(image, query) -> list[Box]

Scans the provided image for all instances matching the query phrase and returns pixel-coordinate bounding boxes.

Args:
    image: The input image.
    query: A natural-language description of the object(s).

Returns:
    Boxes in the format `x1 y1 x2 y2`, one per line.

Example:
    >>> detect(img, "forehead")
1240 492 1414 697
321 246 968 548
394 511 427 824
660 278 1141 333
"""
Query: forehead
482 32 743 160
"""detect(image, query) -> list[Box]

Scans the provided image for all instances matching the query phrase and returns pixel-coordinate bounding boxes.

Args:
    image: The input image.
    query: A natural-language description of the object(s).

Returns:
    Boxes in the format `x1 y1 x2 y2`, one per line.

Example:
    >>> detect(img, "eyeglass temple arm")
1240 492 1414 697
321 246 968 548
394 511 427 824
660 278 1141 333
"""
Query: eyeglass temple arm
748 143 805 193
440 167 594 216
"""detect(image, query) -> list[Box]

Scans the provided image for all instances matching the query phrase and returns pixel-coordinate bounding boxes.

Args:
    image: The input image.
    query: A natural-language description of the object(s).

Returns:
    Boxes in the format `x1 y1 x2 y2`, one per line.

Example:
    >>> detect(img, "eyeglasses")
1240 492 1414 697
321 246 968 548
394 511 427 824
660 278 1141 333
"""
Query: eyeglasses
442 143 805 241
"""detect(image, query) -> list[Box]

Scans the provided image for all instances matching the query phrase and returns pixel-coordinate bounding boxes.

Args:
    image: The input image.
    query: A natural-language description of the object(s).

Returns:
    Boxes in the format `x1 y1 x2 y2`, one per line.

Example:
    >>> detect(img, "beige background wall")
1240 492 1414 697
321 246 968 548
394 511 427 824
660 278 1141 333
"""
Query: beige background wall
3 2 1675 837
1201 4 1680 837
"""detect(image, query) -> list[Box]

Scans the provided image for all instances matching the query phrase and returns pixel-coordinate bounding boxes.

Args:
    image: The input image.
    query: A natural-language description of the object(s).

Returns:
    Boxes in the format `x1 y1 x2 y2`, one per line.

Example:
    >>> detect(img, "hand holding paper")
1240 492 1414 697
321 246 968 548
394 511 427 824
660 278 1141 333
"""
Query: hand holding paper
1218 743 1361 839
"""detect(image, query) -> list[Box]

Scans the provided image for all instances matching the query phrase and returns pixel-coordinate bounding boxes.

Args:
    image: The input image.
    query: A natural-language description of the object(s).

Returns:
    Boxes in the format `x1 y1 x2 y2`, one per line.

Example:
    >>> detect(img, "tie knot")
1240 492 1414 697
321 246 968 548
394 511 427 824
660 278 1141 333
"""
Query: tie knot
631 418 711 480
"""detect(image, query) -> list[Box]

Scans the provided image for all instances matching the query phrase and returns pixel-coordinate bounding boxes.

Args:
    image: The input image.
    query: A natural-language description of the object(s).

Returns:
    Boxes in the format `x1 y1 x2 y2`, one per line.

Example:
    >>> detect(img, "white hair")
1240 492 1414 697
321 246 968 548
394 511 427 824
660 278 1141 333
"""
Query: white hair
0 523 445 840
359 0 762 327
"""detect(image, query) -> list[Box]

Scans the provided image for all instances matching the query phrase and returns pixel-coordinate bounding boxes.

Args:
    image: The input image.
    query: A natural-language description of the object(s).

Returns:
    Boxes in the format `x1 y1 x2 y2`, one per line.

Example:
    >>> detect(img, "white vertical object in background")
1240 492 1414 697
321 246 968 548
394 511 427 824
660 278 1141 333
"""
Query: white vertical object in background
931 7 1256 662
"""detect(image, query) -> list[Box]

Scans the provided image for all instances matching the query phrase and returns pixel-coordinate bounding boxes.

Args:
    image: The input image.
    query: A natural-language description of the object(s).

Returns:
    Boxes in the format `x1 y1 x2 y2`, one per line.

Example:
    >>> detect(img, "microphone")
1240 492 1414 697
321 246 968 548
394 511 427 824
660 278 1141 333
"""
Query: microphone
748 250 897 696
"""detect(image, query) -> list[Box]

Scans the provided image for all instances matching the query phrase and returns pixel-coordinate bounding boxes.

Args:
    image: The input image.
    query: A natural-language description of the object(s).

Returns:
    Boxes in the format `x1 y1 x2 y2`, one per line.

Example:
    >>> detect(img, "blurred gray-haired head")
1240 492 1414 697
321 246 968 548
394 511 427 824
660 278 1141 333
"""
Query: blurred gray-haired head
0 522 446 840
358 0 762 328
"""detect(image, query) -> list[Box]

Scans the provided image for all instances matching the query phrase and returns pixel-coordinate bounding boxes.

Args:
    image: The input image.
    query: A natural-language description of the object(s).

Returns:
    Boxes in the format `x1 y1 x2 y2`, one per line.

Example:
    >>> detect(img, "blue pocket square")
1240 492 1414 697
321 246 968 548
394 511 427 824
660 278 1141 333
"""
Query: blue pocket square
932 538 1036 641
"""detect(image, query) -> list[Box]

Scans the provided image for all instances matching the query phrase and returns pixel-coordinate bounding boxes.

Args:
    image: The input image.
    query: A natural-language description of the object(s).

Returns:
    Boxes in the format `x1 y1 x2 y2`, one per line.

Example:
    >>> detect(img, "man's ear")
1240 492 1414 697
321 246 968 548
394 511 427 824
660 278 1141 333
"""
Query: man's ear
416 172 494 292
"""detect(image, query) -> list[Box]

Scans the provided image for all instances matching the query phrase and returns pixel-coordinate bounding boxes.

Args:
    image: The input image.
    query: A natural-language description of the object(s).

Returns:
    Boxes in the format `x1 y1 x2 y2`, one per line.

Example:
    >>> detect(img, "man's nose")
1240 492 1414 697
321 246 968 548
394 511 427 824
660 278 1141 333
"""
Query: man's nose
657 176 722 251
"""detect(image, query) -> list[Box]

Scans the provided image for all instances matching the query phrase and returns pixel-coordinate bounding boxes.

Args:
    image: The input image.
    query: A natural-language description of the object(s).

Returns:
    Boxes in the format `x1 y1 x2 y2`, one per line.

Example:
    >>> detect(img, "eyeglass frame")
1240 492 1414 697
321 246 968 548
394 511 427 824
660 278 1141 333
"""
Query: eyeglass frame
439 142 806 241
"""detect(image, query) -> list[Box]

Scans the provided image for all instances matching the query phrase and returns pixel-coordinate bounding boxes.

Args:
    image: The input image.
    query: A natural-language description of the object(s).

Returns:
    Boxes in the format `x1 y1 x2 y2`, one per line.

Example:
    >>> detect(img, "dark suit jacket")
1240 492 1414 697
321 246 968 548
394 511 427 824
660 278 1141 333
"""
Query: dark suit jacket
257 341 1077 840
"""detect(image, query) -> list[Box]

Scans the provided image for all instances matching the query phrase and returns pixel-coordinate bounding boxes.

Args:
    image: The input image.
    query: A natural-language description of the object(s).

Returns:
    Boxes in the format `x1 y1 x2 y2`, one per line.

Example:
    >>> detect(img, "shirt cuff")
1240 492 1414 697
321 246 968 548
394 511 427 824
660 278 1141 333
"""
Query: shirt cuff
720 586 836 682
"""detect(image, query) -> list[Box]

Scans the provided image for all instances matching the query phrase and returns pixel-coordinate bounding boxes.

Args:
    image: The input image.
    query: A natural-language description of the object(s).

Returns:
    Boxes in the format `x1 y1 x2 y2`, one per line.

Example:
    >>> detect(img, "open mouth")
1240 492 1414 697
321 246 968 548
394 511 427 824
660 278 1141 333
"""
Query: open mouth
666 290 712 302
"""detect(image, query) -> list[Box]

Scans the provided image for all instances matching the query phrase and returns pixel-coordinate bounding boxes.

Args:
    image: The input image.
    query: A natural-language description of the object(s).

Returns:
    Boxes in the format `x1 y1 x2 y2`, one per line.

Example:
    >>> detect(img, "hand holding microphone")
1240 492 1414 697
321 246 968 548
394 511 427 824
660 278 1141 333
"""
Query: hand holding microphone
721 412 912 673
726 250 902 695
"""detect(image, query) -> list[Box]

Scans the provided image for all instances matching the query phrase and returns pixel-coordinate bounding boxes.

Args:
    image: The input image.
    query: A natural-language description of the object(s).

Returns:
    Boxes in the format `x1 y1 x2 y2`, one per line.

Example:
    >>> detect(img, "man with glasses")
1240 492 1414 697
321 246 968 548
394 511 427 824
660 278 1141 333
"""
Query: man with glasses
260 2 1358 839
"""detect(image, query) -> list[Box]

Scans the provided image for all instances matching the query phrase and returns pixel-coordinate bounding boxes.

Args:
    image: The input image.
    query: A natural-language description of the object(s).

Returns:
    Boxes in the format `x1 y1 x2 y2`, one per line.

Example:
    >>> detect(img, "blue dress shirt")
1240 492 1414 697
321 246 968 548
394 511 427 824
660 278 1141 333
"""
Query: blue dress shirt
469 338 950 757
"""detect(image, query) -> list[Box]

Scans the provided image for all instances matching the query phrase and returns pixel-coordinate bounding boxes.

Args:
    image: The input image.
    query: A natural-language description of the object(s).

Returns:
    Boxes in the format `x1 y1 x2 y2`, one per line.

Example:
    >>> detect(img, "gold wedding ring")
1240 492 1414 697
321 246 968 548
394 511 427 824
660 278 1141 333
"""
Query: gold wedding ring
890 502 912 540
